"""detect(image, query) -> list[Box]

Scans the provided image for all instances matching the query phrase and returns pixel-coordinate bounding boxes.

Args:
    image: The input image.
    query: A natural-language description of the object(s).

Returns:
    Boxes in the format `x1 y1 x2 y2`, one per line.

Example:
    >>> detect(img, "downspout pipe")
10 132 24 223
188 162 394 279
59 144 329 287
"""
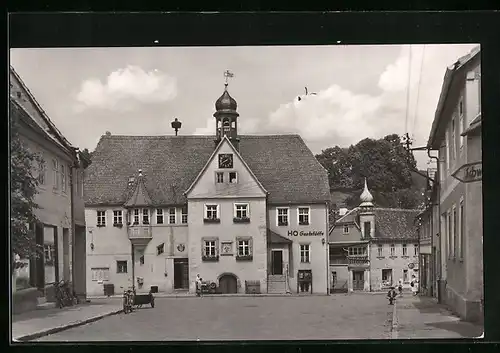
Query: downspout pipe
326 201 330 295
427 148 442 303
70 149 78 297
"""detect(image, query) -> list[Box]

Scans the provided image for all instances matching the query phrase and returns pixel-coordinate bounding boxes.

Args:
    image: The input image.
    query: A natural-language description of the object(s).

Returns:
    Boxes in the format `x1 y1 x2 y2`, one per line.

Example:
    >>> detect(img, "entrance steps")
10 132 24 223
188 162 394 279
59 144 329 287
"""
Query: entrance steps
267 275 287 294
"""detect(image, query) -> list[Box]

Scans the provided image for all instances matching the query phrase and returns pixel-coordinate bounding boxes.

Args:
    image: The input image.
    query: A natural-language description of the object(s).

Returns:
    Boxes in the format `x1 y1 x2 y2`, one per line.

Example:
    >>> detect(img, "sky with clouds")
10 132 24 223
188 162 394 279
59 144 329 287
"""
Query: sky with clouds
10 44 478 169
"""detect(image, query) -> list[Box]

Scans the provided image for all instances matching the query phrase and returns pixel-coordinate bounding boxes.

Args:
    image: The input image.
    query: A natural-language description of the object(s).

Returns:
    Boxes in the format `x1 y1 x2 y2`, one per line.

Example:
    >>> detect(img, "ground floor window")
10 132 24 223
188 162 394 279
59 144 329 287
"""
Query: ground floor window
117 260 128 273
298 270 312 293
91 267 110 282
382 269 393 287
43 243 56 266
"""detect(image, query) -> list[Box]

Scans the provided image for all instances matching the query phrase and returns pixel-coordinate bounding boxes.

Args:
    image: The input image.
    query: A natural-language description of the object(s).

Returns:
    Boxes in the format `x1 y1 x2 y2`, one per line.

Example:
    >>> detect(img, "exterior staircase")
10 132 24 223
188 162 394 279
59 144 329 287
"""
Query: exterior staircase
267 275 288 294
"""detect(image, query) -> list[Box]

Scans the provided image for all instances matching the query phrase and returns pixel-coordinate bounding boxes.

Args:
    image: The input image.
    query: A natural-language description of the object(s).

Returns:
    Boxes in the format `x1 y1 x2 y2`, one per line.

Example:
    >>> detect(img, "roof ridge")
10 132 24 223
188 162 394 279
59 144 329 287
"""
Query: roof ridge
10 66 75 152
101 134 302 139
374 207 422 212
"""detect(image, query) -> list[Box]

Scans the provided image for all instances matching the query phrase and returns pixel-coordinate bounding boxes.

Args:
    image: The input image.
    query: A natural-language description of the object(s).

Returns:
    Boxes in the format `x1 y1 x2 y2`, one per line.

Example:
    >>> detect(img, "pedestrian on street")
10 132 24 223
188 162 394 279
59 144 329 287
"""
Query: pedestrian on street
398 279 403 297
387 286 397 305
196 274 202 297
410 275 418 296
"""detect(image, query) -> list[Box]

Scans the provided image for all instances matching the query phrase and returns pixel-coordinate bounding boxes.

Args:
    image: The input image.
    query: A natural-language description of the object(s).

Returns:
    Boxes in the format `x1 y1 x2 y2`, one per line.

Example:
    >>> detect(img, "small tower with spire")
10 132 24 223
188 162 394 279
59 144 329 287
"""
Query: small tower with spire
359 178 375 239
214 70 240 150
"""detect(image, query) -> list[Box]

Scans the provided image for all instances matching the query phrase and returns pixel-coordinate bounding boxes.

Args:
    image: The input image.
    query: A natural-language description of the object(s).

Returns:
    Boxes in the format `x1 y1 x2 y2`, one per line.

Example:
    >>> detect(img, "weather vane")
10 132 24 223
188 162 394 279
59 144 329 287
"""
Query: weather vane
224 70 234 86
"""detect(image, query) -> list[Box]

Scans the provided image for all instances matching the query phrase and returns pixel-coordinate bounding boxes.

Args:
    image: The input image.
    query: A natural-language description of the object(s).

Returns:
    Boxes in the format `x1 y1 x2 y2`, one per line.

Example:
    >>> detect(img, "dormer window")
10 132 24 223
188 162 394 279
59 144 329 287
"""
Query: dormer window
229 172 238 184
343 225 349 234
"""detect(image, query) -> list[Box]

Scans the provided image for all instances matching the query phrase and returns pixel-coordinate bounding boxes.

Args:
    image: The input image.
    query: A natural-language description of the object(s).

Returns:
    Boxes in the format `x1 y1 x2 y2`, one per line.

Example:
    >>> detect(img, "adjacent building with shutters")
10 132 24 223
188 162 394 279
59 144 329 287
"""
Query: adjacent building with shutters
10 66 87 303
329 179 420 293
421 46 482 322
84 81 330 296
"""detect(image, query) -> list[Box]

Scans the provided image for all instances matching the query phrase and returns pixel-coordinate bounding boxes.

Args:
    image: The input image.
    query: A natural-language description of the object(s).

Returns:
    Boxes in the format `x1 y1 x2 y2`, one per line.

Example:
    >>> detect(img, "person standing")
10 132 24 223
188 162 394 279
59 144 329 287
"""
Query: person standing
410 275 418 296
398 279 403 297
387 286 397 305
195 274 202 297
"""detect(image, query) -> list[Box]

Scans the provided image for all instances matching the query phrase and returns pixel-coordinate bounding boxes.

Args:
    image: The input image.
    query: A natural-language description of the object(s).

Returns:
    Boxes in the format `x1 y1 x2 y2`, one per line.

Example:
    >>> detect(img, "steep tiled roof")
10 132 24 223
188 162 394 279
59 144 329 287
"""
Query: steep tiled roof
373 208 421 240
10 66 75 154
84 134 330 206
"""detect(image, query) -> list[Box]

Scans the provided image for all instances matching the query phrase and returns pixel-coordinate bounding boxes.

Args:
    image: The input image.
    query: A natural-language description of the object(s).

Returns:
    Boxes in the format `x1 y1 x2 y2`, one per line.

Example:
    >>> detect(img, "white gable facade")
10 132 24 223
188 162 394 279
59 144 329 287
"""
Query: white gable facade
186 137 268 294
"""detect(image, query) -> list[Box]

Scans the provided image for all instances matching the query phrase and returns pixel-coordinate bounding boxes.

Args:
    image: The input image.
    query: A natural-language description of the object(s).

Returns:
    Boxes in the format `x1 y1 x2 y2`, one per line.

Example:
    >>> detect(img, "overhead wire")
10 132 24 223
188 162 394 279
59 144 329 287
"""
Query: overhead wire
412 45 426 142
404 45 413 136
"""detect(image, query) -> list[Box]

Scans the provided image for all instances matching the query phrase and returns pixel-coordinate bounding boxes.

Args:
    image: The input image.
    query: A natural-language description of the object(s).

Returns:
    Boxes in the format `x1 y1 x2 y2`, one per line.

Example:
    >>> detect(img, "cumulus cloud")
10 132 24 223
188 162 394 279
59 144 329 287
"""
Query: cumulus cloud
74 65 177 111
265 44 478 168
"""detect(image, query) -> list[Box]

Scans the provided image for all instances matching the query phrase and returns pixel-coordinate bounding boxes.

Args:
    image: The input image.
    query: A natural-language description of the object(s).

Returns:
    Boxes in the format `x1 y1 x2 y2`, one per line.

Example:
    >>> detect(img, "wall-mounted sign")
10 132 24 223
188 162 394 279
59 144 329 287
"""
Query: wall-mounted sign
220 242 233 255
287 230 324 237
408 263 415 269
452 161 482 183
177 244 185 252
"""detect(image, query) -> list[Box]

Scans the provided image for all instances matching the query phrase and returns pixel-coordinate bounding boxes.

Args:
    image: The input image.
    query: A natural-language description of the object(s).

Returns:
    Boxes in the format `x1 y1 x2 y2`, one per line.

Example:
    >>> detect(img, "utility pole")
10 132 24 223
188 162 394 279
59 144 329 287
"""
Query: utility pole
402 132 413 152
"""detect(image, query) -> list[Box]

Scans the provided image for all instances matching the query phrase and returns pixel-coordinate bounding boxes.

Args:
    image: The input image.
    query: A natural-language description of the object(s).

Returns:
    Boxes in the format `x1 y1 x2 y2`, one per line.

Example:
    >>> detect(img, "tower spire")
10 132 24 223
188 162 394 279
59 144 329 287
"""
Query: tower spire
224 70 234 88
360 178 374 208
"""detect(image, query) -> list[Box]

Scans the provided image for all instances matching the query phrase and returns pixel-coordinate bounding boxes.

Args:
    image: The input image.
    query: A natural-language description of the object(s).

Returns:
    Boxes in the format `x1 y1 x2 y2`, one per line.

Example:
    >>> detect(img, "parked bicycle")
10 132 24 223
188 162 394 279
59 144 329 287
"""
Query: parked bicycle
53 280 78 308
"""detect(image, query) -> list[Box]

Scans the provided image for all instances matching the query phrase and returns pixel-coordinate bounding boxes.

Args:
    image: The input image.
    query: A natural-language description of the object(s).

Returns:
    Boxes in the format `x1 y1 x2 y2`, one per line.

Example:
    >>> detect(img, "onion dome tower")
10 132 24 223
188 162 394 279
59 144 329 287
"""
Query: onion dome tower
214 70 240 150
359 178 374 208
359 178 375 239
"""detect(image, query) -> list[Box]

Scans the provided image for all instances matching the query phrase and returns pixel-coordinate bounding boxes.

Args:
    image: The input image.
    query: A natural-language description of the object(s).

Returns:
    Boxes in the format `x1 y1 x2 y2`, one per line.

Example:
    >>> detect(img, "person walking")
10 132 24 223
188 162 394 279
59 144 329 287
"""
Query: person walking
410 275 418 296
398 279 403 297
196 274 202 297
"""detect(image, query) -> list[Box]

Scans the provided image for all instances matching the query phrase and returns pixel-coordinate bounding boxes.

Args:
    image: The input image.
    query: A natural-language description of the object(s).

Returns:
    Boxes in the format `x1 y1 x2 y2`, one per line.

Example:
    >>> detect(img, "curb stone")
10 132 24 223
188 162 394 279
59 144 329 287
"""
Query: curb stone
88 293 331 299
12 308 124 342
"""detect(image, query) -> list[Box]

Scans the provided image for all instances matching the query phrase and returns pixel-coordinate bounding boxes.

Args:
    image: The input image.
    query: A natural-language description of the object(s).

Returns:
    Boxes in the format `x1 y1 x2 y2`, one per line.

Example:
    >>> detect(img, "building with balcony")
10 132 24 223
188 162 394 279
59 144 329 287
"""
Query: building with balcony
84 81 330 296
329 179 420 292
426 46 482 322
10 66 87 303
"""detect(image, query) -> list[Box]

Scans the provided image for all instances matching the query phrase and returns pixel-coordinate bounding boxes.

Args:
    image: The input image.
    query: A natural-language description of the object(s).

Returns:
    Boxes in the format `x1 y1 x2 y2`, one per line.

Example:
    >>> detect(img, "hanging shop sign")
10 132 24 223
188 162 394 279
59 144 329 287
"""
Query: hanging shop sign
408 263 415 269
287 230 324 237
452 161 482 183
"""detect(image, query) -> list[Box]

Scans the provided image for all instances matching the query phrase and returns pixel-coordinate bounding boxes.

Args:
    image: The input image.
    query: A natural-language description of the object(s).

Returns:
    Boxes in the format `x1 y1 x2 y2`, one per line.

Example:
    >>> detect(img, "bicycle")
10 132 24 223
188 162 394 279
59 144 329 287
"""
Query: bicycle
61 281 78 306
53 282 65 308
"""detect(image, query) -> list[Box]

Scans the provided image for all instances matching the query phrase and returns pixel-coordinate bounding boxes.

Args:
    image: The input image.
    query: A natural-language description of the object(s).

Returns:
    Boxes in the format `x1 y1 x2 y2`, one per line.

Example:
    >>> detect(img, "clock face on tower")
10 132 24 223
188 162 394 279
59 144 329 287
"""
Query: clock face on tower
218 153 233 169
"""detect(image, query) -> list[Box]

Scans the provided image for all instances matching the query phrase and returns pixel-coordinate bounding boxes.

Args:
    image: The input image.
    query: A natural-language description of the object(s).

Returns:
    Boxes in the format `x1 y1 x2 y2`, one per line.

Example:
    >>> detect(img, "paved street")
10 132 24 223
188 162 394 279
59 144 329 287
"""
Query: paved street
36 294 394 341
394 295 483 339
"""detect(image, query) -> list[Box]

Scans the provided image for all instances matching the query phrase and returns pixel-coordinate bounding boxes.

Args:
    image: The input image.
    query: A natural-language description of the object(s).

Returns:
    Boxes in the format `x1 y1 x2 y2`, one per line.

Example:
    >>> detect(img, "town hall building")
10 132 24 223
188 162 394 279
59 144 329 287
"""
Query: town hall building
84 79 331 296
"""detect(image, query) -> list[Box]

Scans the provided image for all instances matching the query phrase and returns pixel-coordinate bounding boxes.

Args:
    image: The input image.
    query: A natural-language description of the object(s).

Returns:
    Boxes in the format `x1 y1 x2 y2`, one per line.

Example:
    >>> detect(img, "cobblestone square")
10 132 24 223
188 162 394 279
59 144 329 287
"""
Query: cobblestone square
36 294 394 341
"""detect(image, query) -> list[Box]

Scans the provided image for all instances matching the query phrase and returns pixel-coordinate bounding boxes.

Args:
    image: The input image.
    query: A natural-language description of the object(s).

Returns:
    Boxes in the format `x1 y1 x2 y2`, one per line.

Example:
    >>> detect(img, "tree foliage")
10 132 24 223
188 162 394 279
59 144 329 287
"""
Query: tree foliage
10 103 43 272
78 148 93 169
316 133 425 210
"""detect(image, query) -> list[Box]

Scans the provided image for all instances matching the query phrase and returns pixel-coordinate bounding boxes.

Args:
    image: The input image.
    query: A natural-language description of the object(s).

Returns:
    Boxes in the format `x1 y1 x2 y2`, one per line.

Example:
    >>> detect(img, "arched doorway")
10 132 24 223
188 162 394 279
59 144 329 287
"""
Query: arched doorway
218 273 238 294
